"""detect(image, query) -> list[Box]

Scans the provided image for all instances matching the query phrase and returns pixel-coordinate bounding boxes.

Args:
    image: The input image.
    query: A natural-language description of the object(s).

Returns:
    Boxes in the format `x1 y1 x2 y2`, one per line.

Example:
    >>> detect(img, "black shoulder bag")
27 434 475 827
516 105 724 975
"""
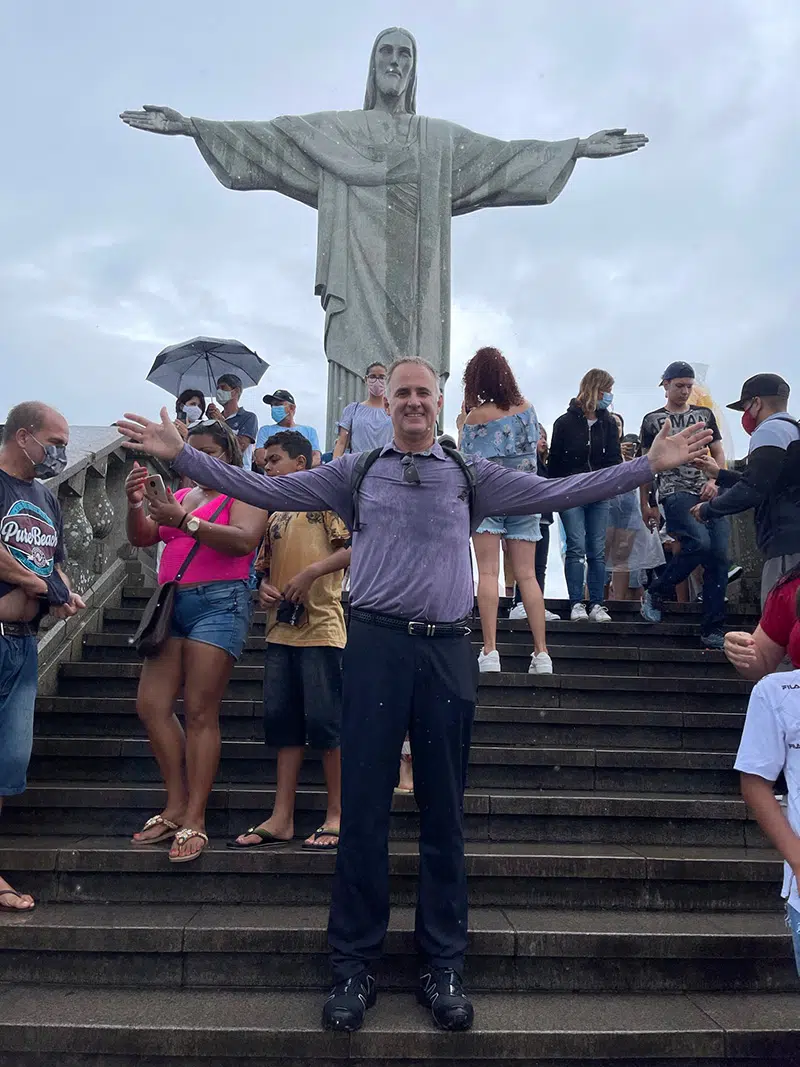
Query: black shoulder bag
130 496 231 659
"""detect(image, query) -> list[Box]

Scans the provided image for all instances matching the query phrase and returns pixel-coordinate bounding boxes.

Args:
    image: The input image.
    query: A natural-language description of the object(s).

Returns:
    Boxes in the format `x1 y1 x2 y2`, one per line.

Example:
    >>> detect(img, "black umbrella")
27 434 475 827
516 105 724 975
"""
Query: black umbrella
146 336 269 398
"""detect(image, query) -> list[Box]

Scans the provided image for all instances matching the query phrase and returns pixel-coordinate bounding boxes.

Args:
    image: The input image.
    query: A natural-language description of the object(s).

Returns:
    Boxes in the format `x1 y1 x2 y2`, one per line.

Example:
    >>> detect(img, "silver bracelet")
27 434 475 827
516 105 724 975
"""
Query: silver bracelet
128 501 144 510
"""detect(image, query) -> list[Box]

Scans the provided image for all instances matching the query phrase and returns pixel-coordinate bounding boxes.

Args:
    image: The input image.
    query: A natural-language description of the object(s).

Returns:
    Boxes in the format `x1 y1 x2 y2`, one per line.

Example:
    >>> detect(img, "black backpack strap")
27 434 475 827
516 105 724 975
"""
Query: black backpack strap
440 443 477 522
351 448 383 531
350 445 477 531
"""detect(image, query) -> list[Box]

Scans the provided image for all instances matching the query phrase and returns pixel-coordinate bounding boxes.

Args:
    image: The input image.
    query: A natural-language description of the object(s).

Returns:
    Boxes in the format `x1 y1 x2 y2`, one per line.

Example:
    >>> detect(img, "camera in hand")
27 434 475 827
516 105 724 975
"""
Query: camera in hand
276 599 307 627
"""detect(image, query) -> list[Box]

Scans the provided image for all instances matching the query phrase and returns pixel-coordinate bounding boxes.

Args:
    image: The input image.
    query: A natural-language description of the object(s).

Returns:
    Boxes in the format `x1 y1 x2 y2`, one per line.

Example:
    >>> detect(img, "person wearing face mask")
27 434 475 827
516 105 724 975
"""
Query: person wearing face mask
0 402 85 912
690 374 798 605
639 361 729 648
173 389 206 439
332 362 393 458
206 374 259 470
549 369 622 623
254 389 321 470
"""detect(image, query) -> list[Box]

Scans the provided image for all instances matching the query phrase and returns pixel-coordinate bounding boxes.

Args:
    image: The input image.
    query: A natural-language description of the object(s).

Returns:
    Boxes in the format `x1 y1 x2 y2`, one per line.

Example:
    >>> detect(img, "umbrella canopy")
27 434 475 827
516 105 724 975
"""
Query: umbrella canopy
146 336 269 398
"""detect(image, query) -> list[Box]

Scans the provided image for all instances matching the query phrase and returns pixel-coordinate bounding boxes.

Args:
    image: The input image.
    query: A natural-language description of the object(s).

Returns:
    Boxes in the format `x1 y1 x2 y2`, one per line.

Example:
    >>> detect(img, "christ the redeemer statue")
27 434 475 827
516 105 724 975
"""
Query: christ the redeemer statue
121 27 647 440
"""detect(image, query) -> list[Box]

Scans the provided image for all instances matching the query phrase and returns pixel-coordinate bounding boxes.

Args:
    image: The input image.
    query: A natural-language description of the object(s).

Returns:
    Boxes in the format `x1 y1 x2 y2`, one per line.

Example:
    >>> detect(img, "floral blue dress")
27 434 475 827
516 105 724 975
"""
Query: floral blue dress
460 406 542 540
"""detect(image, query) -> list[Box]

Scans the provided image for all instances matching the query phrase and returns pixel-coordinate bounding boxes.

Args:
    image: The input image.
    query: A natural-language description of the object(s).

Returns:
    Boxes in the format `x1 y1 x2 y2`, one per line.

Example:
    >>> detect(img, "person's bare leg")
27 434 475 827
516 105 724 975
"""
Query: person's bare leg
508 539 548 655
473 532 502 654
173 640 235 859
235 746 304 845
132 638 187 842
502 541 515 598
0 798 33 909
305 746 341 847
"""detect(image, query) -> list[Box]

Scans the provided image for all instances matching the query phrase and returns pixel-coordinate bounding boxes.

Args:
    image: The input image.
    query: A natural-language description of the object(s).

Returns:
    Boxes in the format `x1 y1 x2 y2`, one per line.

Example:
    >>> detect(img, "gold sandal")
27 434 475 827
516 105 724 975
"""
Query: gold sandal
169 827 209 864
131 814 179 846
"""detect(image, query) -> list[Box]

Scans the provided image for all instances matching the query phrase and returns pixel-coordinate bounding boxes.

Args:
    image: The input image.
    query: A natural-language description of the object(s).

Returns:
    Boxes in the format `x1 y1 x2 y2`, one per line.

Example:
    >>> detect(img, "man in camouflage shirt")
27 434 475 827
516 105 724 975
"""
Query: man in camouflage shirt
638 361 729 648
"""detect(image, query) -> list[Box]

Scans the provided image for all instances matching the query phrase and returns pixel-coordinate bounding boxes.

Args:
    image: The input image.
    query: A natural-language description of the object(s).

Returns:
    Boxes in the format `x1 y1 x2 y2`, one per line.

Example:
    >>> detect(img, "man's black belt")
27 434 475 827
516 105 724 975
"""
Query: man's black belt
0 621 37 638
350 607 471 638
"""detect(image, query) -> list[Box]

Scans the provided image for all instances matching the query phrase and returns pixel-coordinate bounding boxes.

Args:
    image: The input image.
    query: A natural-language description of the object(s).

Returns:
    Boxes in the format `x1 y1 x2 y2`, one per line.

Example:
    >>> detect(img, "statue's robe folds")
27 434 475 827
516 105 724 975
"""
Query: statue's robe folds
191 111 578 435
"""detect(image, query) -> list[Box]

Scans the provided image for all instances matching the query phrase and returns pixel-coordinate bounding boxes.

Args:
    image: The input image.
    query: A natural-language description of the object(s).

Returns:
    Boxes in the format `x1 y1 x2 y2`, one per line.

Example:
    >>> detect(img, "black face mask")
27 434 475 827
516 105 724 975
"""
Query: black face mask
22 435 68 479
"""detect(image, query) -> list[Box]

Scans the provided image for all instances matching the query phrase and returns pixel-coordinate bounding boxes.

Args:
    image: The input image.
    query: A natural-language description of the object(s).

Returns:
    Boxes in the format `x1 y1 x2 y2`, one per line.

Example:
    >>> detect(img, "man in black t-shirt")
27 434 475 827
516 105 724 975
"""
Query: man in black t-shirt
638 362 729 649
0 401 84 911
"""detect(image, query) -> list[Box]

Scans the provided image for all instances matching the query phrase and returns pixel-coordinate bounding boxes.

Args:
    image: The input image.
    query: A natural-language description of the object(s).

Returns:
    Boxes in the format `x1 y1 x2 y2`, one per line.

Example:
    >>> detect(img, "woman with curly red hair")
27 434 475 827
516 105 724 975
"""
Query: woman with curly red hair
460 347 552 675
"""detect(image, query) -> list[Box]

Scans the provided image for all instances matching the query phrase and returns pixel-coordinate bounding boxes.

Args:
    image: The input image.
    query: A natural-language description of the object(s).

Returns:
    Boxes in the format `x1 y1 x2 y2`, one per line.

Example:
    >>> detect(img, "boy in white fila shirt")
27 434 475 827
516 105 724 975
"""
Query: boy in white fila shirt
735 655 800 973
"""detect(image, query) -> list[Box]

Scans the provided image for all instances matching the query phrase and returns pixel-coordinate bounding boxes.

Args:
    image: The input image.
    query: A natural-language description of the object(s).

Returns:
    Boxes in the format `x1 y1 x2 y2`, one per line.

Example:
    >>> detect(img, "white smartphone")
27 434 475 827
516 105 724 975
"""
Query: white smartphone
145 474 168 503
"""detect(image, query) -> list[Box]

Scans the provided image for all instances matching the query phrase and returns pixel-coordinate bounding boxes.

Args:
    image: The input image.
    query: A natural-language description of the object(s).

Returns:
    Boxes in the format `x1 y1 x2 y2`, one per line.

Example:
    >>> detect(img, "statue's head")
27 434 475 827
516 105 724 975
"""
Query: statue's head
364 27 417 113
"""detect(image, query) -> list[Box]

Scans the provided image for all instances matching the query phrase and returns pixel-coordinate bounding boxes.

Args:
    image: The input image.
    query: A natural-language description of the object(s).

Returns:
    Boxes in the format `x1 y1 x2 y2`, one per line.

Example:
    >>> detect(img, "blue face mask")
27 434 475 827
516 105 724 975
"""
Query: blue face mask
271 405 288 424
597 391 613 411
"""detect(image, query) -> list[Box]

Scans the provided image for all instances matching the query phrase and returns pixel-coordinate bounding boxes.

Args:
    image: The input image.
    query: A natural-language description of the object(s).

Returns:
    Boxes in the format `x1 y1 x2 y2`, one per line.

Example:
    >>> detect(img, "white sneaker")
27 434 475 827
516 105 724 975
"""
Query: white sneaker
529 652 553 675
478 648 501 673
589 603 612 623
508 603 527 621
545 609 561 622
570 603 589 622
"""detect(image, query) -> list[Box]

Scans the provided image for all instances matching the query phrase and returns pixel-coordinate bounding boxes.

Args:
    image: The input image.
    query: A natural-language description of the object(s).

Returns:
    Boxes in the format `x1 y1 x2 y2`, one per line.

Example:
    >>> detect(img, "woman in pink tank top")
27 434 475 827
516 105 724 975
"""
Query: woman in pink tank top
124 420 266 862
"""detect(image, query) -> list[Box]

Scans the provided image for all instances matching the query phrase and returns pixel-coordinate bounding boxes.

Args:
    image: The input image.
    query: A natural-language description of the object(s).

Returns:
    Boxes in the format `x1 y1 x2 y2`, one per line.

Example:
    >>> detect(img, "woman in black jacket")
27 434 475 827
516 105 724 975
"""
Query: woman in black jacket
550 368 622 622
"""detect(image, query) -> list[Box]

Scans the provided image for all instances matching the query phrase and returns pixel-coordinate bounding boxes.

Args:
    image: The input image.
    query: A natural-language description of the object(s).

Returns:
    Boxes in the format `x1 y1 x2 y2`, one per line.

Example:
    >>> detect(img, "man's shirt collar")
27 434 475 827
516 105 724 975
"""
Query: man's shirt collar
381 440 447 461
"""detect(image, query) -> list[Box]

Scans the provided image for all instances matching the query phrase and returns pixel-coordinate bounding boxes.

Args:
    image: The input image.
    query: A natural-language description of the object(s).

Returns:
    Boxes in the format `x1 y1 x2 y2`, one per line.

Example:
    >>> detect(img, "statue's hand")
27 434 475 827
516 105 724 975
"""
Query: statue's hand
577 128 649 159
119 105 191 136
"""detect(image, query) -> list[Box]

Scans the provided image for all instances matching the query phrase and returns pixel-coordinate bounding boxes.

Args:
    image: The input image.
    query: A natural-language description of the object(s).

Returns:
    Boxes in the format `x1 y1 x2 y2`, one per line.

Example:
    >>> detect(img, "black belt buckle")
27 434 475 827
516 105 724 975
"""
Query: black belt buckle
407 621 436 637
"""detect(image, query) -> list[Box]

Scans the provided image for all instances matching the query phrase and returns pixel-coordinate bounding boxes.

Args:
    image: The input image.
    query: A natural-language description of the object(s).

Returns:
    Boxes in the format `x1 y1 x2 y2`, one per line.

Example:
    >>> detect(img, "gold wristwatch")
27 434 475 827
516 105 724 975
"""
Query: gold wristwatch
185 515 201 537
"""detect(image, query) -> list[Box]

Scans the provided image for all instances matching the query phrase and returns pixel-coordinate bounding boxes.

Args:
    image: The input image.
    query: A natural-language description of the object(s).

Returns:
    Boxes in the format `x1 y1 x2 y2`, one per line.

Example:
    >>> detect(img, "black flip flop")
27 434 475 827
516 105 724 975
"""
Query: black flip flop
301 827 340 852
0 888 35 911
226 827 292 850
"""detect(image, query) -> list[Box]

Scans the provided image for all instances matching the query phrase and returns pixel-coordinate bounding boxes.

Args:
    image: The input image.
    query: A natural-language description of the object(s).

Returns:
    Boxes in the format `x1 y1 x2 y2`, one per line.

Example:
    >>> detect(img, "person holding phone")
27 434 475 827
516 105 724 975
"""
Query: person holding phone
230 430 351 853
125 419 265 862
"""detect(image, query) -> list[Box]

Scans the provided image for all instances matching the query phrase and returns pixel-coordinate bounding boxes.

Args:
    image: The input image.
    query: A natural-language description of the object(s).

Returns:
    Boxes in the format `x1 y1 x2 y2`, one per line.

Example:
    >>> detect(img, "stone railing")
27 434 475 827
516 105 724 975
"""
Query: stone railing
35 427 174 693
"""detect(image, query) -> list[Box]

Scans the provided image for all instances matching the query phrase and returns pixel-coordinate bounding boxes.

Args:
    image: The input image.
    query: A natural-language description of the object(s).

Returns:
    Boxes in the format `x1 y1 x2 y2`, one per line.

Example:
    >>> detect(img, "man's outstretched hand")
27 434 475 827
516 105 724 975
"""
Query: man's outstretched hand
116 408 185 463
647 419 714 473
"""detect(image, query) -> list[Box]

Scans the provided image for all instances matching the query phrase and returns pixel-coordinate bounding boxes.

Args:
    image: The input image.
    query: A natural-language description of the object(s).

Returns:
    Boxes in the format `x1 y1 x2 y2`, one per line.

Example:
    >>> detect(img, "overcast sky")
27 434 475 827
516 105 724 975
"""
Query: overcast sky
2 0 798 464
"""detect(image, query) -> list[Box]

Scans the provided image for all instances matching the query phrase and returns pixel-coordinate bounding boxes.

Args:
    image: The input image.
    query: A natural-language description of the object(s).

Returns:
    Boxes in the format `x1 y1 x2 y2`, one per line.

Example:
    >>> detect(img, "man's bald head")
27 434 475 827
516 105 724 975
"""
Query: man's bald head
2 402 67 445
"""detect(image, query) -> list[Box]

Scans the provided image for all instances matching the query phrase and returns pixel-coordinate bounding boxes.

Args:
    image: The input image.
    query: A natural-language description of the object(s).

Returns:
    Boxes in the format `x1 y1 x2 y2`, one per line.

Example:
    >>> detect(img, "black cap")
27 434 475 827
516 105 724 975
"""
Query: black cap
262 389 295 406
660 361 695 384
727 374 790 411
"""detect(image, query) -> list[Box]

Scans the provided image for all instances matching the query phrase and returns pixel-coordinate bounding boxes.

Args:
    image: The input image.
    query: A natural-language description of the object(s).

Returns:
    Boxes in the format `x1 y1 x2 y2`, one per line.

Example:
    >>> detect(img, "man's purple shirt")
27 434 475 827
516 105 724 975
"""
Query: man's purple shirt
173 441 653 621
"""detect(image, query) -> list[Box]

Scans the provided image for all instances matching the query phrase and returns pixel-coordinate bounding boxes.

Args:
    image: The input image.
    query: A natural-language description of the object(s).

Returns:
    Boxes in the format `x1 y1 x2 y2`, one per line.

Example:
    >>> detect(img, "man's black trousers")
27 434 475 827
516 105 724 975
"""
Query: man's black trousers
327 616 477 981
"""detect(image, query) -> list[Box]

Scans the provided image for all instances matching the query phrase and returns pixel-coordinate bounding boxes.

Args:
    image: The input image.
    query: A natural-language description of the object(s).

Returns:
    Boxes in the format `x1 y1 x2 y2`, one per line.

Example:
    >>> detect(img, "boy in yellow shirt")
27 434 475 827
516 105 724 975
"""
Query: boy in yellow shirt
228 431 350 851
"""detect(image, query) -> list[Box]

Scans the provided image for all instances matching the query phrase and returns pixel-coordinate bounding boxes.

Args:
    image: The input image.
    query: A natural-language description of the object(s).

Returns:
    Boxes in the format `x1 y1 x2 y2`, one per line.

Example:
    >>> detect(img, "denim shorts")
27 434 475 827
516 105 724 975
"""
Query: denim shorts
787 903 800 977
476 514 541 541
0 635 38 796
170 580 252 660
263 643 342 750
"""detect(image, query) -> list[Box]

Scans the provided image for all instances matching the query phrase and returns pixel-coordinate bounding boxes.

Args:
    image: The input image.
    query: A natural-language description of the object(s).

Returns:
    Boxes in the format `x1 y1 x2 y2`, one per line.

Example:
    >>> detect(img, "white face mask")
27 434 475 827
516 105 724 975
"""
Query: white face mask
216 388 233 405
182 404 203 423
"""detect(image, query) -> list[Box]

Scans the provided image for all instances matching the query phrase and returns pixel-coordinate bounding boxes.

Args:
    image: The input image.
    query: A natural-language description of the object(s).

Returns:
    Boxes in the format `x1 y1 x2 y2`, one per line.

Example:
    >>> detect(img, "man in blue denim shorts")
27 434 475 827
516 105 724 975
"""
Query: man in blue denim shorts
0 402 85 910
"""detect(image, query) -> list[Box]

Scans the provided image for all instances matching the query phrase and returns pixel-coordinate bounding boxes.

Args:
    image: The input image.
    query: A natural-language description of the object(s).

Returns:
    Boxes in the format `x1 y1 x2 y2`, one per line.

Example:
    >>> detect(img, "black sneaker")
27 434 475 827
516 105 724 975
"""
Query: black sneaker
700 629 725 651
321 973 377 1032
417 968 474 1031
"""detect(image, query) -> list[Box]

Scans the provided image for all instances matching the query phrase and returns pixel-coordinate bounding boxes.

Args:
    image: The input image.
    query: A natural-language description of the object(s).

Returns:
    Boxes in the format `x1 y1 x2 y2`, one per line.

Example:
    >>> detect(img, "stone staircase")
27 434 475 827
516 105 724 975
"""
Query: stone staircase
1 586 798 1065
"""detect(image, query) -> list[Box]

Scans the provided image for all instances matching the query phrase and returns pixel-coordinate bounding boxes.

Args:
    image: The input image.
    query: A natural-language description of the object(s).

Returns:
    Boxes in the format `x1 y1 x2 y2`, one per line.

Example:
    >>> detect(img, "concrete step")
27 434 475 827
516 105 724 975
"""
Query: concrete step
34 696 746 751
26 736 741 794
57 660 752 712
0 837 781 910
26 734 744 790
2 783 764 847
0 985 796 1064
104 603 756 650
117 584 762 622
0 903 793 994
82 632 738 679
